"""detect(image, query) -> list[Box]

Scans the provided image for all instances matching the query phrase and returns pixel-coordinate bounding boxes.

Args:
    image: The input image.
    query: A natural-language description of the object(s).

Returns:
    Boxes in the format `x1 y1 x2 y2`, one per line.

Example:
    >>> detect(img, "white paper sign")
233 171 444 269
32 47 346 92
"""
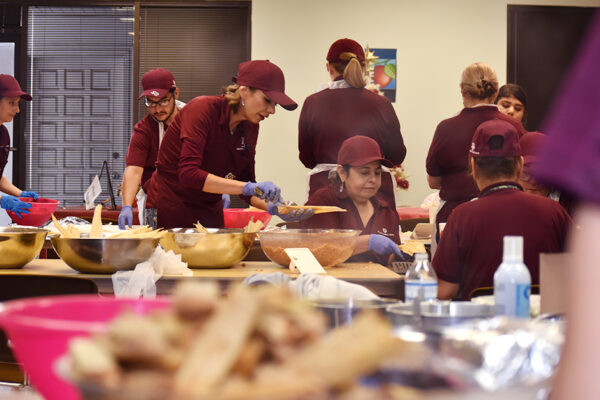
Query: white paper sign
84 175 102 210
284 248 326 274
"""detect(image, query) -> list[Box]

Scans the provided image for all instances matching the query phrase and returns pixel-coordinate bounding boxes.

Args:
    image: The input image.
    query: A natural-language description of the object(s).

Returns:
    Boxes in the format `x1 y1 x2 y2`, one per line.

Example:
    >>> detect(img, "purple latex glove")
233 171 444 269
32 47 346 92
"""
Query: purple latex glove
368 234 403 257
118 205 133 230
1 195 32 218
222 194 231 209
20 191 39 200
242 181 281 203
267 202 314 222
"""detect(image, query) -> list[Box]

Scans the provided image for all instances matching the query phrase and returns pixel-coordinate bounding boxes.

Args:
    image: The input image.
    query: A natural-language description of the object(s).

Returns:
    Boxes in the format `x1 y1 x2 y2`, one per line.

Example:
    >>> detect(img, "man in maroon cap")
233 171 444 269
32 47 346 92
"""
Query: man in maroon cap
118 68 185 229
298 38 406 206
433 119 571 300
0 74 40 219
152 60 311 229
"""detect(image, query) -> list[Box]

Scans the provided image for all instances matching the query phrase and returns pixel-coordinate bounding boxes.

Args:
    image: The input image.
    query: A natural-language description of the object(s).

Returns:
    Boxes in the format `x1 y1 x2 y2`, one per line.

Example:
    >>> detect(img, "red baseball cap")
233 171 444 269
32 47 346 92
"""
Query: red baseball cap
232 60 297 111
520 131 546 164
337 136 392 167
470 119 521 157
138 68 176 99
0 75 32 101
326 38 366 62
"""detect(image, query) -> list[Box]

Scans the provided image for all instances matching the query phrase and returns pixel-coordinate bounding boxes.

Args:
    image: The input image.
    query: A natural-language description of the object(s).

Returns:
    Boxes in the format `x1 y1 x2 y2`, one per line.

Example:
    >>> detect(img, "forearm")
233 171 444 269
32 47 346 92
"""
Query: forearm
352 235 371 255
121 166 144 206
0 175 21 197
437 279 458 300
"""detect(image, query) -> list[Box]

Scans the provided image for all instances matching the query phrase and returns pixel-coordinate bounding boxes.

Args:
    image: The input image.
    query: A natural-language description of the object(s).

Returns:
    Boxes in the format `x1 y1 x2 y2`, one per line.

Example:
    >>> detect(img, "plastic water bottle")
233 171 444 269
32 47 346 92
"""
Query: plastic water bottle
405 253 438 301
494 236 531 318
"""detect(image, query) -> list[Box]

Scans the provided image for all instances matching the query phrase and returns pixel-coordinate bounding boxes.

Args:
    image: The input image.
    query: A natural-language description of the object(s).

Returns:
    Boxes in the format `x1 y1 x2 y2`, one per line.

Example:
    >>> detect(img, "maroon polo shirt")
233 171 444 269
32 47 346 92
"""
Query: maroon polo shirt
426 106 527 223
298 85 406 200
154 96 258 229
299 184 400 264
433 181 571 300
0 125 9 177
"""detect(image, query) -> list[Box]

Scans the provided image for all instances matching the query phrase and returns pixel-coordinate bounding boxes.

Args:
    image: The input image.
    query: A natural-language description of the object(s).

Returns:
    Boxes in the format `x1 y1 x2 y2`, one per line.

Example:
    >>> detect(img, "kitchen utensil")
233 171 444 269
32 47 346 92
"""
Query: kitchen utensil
7 197 59 226
0 227 48 269
277 205 346 215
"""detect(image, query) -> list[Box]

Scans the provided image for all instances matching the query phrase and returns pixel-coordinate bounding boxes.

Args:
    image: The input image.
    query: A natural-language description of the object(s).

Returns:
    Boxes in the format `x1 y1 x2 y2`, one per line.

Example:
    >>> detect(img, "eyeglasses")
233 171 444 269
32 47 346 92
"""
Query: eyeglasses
144 95 173 108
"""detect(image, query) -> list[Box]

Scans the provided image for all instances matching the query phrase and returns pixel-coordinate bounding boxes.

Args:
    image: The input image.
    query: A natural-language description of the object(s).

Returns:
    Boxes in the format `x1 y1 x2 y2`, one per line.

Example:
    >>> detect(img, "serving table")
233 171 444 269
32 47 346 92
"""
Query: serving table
53 206 140 225
4 259 404 299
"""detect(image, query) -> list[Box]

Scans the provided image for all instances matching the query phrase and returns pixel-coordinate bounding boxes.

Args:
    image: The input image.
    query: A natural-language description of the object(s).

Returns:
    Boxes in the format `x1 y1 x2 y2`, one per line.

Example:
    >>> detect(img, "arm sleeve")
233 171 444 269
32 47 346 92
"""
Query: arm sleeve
425 123 445 177
177 103 214 190
379 99 406 165
125 123 151 167
298 97 317 169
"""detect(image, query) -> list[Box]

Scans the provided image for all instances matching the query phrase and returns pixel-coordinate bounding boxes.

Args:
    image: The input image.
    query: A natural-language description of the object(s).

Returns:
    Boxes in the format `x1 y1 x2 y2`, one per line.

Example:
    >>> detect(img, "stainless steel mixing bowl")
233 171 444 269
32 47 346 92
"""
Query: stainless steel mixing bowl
0 227 48 268
387 301 494 331
257 229 360 267
160 228 257 268
50 236 160 274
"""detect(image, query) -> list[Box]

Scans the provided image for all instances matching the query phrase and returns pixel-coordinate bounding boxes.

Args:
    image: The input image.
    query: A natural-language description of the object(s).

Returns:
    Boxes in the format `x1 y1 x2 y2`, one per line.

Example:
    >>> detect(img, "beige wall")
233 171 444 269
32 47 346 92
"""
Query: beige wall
250 0 598 211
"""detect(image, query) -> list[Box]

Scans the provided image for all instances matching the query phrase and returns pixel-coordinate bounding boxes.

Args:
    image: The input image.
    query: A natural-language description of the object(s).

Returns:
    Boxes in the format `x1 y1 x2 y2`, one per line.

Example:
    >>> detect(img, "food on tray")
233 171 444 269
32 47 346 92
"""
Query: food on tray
399 241 427 256
51 211 165 239
68 283 408 399
193 221 210 233
244 218 265 233
263 242 354 268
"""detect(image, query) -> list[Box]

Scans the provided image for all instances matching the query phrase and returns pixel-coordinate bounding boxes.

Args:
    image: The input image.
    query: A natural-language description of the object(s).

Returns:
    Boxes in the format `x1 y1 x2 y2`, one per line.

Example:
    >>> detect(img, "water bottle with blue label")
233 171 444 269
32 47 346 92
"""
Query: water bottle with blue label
405 253 438 301
494 236 531 318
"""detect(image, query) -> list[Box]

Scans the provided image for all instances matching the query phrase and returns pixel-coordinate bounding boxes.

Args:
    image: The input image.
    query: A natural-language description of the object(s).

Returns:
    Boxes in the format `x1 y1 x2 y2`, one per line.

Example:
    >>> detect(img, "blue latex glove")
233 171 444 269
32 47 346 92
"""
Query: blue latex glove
242 181 281 203
20 191 39 200
267 202 314 222
118 205 133 230
1 195 32 218
222 194 231 209
368 234 403 257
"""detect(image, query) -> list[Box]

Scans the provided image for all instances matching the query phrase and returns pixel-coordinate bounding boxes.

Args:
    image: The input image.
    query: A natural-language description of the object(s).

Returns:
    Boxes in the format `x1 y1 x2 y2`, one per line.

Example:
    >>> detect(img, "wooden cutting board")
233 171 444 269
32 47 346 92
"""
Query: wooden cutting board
277 205 346 215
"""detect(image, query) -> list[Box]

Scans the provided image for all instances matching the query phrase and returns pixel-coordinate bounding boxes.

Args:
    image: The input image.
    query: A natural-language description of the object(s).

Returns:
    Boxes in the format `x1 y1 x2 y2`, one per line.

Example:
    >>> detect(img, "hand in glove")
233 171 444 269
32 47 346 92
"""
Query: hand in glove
0 195 32 218
267 202 314 222
118 205 133 230
20 191 39 200
222 194 231 209
368 234 403 257
242 181 281 203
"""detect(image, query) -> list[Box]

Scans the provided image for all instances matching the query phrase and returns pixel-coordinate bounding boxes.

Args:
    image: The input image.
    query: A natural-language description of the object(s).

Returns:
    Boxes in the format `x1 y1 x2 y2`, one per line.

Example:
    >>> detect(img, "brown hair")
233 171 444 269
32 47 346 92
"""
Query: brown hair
461 62 498 100
330 52 366 89
496 83 528 127
221 84 257 113
471 156 521 181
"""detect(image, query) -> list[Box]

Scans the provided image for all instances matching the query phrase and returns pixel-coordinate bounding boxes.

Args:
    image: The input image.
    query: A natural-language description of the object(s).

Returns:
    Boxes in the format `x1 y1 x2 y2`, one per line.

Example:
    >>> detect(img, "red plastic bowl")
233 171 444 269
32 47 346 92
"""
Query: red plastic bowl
0 295 170 400
7 197 59 226
223 208 271 229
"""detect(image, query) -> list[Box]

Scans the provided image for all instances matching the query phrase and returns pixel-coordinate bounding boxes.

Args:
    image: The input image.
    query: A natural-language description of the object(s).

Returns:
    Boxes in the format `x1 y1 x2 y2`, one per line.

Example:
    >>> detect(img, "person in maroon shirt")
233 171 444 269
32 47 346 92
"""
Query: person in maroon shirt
153 60 311 229
119 68 185 229
426 62 527 250
0 75 39 218
433 119 571 300
300 136 404 265
298 38 406 206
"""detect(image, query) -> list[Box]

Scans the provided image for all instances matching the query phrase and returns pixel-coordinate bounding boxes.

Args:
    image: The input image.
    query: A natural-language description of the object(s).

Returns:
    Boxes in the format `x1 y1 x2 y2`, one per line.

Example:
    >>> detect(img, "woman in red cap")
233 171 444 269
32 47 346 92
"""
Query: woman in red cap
152 60 311 229
0 74 39 219
298 38 406 206
426 63 527 252
300 135 404 265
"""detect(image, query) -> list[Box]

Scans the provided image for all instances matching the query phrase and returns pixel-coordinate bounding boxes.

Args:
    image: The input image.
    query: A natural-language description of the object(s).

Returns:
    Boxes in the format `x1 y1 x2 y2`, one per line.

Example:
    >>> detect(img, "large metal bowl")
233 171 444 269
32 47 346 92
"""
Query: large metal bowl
0 227 48 269
387 301 494 331
50 236 160 274
257 229 360 268
160 228 256 268
311 298 402 329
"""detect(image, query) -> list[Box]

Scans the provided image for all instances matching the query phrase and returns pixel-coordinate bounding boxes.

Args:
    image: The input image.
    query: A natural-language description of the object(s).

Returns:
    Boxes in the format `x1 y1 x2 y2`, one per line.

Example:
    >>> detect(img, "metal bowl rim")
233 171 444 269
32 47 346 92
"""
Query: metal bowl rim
258 228 361 235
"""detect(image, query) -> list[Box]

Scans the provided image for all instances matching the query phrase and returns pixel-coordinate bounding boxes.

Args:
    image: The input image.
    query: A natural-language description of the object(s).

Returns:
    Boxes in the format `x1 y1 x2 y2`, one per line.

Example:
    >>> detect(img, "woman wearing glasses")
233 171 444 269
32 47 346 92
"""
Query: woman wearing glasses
0 74 39 219
119 68 185 229
151 60 311 229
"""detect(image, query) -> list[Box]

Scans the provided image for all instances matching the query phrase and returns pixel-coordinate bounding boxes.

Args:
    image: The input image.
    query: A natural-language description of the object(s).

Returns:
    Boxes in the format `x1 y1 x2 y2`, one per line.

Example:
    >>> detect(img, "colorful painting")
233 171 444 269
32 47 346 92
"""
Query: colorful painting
370 48 397 102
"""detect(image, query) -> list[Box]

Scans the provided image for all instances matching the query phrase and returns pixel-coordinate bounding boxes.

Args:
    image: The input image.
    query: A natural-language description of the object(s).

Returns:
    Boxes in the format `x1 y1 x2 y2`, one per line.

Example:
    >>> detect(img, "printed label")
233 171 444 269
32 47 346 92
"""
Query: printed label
515 283 531 318
405 281 437 301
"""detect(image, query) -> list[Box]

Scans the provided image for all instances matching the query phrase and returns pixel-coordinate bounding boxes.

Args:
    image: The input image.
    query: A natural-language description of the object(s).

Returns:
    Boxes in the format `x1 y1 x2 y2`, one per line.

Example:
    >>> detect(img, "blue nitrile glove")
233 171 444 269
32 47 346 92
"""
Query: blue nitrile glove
242 181 281 203
0 195 32 218
222 194 231 209
118 205 133 230
20 191 39 200
368 234 403 257
267 202 314 222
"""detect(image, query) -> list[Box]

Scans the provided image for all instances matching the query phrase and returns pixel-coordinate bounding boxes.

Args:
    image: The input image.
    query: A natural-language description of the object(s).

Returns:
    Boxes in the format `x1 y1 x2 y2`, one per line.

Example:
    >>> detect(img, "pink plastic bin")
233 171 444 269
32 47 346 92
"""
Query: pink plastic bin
7 197 60 226
0 295 170 400
223 208 271 229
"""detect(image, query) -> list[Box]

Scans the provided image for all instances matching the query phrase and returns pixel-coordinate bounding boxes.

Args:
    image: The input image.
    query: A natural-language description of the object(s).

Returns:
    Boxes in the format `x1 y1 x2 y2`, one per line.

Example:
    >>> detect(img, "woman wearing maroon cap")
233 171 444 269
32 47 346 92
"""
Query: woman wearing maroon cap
300 136 405 265
298 38 406 206
0 74 39 219
152 60 311 229
426 63 527 251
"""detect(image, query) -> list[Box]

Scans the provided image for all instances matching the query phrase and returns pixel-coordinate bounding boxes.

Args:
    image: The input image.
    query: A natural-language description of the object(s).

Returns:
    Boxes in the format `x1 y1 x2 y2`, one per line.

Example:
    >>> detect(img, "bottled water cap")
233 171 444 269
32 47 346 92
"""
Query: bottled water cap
503 235 523 262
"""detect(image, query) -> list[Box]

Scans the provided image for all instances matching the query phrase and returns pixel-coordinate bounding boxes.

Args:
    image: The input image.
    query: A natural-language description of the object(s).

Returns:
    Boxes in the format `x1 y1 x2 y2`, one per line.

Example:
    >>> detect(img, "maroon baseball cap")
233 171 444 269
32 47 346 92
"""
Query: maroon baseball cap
470 119 521 157
232 60 297 111
0 75 32 101
326 38 366 62
138 68 176 99
520 131 546 164
337 136 392 167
